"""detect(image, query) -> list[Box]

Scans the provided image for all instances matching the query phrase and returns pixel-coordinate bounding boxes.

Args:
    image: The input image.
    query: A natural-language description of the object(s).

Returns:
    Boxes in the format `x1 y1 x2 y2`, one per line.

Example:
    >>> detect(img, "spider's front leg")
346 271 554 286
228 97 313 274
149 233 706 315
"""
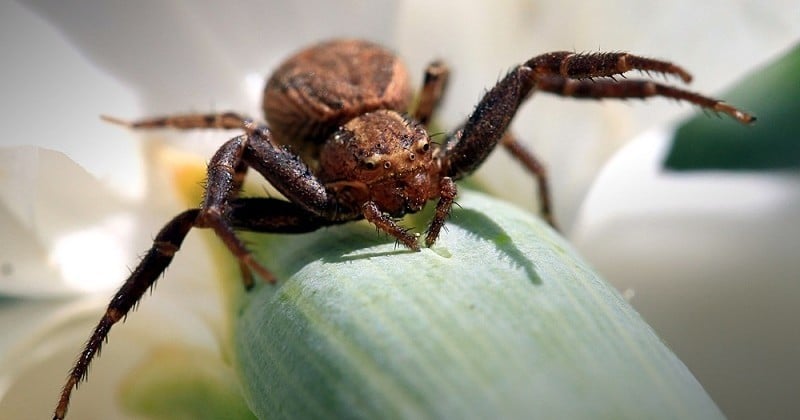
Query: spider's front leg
54 135 261 419
52 197 343 420
53 129 347 419
198 122 359 285
53 209 199 420
424 177 458 247
195 134 278 287
440 65 549 214
441 51 754 226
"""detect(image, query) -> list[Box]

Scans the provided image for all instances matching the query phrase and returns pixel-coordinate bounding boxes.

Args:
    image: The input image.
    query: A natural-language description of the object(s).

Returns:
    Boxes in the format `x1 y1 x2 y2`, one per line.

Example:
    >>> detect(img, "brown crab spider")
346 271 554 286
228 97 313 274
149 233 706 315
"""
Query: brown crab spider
54 39 753 419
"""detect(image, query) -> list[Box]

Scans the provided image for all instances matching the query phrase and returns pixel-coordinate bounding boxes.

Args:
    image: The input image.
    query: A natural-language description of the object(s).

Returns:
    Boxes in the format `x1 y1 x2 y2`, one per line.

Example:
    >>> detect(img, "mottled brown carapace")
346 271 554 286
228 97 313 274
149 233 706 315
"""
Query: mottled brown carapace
54 39 753 419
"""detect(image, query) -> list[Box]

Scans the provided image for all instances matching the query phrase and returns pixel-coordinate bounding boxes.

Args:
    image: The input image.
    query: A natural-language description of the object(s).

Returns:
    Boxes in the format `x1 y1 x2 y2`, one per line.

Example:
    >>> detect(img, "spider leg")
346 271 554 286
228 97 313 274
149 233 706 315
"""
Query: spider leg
54 209 199 420
240 123 341 218
52 196 345 420
362 201 420 250
523 51 754 123
500 133 556 229
53 194 348 420
440 66 537 181
413 60 450 127
228 197 348 233
525 51 693 83
440 51 754 220
196 134 277 287
425 177 457 247
101 111 251 130
535 75 754 122
227 197 350 277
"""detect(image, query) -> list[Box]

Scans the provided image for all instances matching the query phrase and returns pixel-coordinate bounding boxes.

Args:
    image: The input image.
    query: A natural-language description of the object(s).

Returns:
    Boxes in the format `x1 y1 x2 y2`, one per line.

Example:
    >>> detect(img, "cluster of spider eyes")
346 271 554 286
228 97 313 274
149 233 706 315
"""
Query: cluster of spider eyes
361 138 431 170
362 156 390 170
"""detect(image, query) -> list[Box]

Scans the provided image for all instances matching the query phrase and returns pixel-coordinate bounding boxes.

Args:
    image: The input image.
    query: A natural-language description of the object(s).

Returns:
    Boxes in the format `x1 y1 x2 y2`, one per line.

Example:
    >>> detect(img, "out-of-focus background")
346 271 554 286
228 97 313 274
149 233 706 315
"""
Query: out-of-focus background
1 1 798 419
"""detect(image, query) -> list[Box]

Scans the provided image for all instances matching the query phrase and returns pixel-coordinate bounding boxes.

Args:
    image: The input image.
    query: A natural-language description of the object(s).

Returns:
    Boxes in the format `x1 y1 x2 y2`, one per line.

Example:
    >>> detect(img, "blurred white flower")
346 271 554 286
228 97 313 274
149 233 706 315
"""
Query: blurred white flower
1 0 798 419
571 126 800 419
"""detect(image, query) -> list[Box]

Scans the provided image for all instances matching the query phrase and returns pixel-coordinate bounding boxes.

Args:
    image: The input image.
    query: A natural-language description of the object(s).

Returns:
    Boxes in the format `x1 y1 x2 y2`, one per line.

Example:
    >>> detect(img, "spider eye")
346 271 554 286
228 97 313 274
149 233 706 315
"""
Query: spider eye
416 139 430 153
363 155 381 170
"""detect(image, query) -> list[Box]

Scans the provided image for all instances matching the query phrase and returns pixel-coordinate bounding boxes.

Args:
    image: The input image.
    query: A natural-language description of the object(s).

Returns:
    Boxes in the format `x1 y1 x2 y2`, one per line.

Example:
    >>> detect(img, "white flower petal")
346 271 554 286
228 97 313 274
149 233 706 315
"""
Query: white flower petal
0 294 224 419
0 297 128 419
572 128 800 418
0 1 143 199
23 1 402 117
0 146 137 296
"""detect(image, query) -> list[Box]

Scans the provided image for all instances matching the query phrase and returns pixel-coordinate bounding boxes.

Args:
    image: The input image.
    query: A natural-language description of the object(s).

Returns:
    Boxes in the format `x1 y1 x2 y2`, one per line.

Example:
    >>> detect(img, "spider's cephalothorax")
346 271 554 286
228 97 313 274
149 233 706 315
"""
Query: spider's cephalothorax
54 38 754 419
319 110 440 218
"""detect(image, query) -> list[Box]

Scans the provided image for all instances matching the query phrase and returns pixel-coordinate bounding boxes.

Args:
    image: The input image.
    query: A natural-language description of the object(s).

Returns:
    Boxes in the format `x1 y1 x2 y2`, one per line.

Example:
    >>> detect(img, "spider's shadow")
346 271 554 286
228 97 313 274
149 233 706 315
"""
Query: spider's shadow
262 206 541 286
248 223 410 281
445 207 541 285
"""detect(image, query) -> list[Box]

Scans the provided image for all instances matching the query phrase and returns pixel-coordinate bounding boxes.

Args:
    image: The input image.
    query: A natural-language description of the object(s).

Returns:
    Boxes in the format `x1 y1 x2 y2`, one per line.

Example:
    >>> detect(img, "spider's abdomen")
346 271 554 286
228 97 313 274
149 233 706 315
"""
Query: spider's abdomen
263 39 412 160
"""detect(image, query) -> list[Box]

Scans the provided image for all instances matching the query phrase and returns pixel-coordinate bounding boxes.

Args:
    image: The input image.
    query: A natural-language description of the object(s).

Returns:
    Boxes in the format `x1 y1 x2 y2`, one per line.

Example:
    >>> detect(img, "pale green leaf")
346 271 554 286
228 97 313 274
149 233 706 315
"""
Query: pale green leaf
233 189 723 419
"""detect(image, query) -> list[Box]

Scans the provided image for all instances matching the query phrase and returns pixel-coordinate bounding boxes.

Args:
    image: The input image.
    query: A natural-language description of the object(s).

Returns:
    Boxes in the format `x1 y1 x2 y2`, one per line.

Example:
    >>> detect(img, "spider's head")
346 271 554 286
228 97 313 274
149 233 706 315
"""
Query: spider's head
319 110 439 216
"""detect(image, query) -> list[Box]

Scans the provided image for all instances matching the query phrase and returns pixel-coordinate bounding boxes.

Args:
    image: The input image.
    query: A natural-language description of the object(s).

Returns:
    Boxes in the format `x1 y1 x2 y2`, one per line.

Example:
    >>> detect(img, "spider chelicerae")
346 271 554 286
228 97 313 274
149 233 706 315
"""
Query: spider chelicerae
54 38 753 419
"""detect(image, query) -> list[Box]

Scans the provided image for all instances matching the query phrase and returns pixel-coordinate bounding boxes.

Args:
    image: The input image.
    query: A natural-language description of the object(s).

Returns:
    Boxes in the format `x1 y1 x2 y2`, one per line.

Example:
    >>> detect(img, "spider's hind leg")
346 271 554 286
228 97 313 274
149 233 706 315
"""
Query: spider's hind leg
500 133 556 229
414 60 450 127
101 111 252 130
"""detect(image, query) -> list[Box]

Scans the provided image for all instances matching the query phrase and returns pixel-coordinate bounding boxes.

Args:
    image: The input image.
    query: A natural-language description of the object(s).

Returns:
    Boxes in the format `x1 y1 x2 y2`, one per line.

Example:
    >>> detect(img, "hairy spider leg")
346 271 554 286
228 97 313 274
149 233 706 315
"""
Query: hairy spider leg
227 197 342 233
54 209 199 420
101 111 254 193
500 133 556 228
107 106 427 251
360 201 419 250
441 50 754 222
525 51 694 83
240 124 337 216
102 113 276 285
101 111 251 130
534 75 755 123
52 195 349 420
424 176 458 247
522 51 754 123
414 60 450 127
197 135 277 287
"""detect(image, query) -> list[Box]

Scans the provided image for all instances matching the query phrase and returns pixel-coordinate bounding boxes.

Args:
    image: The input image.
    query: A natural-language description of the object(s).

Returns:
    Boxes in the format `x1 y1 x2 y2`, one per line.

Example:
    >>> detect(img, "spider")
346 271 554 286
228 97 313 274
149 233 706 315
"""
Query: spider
53 38 753 419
